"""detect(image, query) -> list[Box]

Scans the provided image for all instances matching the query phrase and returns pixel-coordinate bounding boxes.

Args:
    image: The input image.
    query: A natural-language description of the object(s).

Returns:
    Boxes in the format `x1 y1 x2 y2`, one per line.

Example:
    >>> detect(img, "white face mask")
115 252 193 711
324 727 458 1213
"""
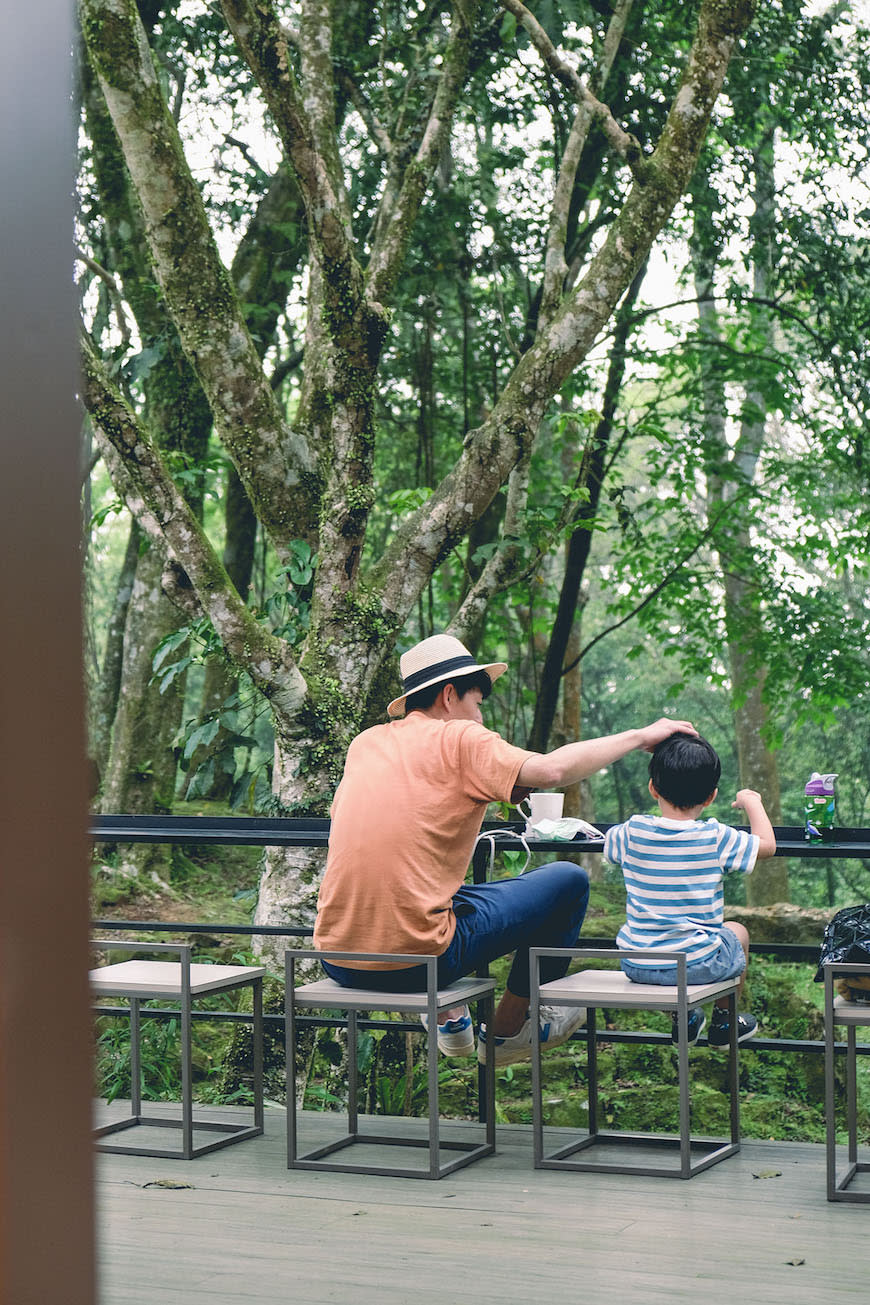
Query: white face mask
525 817 603 842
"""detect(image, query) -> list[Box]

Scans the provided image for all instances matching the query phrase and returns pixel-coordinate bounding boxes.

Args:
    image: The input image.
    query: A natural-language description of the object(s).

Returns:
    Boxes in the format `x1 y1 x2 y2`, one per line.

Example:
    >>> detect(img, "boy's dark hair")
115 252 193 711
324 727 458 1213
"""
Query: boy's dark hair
405 669 492 713
648 732 721 810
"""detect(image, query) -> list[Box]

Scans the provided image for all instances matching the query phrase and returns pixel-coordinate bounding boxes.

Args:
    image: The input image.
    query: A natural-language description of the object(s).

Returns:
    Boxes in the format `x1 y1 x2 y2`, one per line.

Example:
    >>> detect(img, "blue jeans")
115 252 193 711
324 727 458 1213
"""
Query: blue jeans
321 861 589 999
619 926 746 985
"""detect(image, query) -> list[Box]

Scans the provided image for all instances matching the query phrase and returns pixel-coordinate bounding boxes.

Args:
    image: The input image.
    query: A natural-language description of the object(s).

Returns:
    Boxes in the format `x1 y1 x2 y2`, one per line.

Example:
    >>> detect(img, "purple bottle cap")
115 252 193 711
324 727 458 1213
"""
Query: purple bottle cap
805 771 838 795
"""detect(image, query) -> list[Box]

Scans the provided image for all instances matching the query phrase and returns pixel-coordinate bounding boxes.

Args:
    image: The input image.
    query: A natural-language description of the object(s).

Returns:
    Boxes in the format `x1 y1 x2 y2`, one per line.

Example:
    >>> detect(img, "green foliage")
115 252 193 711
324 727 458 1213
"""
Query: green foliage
148 536 322 810
82 0 870 930
96 1015 181 1104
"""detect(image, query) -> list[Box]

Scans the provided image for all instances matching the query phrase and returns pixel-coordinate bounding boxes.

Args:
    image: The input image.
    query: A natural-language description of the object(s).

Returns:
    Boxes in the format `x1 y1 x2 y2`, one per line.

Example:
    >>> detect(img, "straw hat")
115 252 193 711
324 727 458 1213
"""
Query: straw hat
387 634 507 718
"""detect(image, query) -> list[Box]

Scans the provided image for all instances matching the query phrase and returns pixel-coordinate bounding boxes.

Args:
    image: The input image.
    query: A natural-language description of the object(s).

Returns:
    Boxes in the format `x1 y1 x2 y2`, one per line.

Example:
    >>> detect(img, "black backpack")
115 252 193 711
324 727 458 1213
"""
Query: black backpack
815 904 870 1000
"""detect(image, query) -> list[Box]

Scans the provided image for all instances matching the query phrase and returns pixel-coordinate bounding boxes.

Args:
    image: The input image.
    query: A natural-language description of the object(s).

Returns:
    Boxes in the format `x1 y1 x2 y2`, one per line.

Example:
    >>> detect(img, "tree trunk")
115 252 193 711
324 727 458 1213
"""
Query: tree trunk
100 541 186 882
91 519 140 778
84 45 212 837
184 466 258 802
692 132 788 905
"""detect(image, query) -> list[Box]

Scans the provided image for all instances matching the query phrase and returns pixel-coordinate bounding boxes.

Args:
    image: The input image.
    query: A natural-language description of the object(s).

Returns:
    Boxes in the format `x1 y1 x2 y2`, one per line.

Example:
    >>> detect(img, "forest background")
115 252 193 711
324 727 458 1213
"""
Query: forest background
79 0 870 942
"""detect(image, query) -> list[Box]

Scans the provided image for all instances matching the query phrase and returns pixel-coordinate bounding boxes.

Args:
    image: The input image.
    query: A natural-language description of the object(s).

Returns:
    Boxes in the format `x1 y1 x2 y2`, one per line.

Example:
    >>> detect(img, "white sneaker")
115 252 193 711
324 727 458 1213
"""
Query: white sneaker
477 1004 586 1066
420 1005 475 1057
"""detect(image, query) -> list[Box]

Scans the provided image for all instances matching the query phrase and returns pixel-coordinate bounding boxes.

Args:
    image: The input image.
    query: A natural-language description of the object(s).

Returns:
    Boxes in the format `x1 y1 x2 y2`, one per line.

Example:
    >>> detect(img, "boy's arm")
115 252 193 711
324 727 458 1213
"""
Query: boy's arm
732 789 777 859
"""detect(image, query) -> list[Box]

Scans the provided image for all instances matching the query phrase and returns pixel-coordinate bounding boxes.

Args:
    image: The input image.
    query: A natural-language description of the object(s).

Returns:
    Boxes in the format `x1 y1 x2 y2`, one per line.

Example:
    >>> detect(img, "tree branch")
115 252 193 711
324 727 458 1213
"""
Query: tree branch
370 0 756 623
220 0 363 308
75 247 133 350
540 0 635 320
366 0 484 307
500 0 645 181
80 0 315 559
447 454 532 642
337 68 392 158
80 327 308 724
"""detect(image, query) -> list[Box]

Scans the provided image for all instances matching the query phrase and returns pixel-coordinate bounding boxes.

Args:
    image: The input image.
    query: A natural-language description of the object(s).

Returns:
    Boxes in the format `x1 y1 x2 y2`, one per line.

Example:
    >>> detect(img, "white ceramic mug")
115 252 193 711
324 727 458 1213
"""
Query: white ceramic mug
518 791 564 826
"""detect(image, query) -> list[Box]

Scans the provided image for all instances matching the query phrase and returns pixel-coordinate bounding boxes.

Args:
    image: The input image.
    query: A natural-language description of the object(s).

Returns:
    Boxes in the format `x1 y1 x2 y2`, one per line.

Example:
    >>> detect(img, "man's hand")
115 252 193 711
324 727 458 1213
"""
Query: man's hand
636 718 697 753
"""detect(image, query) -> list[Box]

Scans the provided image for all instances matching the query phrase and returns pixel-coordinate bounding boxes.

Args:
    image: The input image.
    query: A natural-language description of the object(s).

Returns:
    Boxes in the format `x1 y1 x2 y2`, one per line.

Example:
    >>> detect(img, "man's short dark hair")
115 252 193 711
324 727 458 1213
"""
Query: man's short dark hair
648 732 721 809
405 669 492 713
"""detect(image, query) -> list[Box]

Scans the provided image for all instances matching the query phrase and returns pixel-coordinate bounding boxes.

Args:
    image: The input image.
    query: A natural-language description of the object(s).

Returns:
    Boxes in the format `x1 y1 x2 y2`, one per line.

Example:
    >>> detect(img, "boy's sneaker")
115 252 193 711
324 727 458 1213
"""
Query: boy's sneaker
419 1005 475 1057
477 1005 586 1067
670 1008 706 1046
707 1008 758 1047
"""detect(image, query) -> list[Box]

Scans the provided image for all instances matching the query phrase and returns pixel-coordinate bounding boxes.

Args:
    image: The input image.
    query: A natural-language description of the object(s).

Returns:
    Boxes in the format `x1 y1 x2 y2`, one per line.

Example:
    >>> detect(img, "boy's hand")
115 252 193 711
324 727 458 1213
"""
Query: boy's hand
732 789 777 858
637 718 697 752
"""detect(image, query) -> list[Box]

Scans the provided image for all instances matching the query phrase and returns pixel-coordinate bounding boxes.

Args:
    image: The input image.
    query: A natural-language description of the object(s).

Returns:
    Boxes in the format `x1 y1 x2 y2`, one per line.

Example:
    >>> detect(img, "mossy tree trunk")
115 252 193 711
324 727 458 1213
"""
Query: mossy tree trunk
184 163 307 801
83 41 211 883
91 519 140 778
79 0 757 938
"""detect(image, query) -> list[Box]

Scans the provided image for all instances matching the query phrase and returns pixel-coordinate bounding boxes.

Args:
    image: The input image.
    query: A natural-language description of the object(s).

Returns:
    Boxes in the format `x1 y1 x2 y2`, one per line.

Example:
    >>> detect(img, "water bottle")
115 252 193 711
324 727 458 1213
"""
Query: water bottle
804 772 837 843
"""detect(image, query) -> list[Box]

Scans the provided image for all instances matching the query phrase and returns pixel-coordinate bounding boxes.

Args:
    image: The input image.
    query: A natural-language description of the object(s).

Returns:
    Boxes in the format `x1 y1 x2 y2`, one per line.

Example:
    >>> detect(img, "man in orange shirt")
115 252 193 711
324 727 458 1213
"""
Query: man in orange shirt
314 634 695 1066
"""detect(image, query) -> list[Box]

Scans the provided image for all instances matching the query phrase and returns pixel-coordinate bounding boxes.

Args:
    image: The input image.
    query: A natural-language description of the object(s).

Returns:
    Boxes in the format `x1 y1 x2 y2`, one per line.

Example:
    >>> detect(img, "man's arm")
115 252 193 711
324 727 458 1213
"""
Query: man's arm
732 789 777 859
515 718 697 790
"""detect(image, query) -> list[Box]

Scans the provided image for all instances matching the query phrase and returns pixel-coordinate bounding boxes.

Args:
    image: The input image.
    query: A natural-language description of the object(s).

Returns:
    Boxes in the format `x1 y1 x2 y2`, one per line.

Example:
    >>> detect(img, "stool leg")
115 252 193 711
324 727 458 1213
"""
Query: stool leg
252 977 264 1132
825 981 837 1200
587 1007 599 1140
130 997 141 1119
484 989 495 1150
476 994 487 1127
531 974 543 1166
848 1024 858 1166
427 1006 439 1179
728 989 739 1145
181 984 193 1159
285 957 297 1167
677 1012 690 1179
347 1010 359 1138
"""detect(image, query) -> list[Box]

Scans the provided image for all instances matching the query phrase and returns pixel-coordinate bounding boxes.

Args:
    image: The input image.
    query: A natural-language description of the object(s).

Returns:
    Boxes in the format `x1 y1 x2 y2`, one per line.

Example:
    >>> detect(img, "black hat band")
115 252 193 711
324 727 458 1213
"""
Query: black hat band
402 654 479 694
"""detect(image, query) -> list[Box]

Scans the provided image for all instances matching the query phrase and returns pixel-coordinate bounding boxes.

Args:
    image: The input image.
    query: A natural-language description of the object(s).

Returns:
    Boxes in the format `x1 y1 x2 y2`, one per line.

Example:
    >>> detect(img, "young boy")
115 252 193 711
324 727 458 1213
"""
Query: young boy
603 732 777 1046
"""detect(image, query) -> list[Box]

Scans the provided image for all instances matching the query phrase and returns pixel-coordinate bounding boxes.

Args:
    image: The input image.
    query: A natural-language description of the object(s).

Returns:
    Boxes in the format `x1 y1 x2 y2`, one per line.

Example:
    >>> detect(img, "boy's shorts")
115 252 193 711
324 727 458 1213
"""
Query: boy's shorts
620 926 746 986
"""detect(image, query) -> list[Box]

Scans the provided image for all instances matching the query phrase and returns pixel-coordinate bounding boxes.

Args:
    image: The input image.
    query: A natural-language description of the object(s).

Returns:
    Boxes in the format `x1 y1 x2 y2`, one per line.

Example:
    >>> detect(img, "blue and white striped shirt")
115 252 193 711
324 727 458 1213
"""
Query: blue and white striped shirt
604 814 758 967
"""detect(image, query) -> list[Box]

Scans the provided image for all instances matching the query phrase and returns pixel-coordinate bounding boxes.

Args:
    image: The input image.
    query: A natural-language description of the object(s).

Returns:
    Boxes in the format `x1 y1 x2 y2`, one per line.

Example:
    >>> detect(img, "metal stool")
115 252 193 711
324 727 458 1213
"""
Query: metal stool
91 940 264 1159
530 947 741 1179
824 960 870 1201
286 949 496 1179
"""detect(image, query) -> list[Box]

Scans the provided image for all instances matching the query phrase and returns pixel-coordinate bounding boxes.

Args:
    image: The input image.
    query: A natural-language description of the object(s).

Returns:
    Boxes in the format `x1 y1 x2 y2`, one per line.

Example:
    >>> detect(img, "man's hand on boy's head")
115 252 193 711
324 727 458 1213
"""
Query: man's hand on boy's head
637 718 698 753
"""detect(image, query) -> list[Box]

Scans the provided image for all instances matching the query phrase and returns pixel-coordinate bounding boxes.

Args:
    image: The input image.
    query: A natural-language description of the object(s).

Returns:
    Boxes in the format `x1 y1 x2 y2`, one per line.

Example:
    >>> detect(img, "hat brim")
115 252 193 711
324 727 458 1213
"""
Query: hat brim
387 662 507 718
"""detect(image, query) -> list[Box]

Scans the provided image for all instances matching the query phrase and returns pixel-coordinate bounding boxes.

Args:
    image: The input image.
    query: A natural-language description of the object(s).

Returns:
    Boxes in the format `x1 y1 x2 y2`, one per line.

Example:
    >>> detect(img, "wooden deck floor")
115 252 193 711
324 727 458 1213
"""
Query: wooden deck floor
95 1103 869 1305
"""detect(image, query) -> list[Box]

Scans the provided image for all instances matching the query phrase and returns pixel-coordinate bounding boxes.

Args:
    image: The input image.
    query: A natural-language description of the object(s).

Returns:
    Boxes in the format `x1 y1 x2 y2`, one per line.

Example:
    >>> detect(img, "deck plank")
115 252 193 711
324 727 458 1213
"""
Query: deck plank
95 1104 869 1304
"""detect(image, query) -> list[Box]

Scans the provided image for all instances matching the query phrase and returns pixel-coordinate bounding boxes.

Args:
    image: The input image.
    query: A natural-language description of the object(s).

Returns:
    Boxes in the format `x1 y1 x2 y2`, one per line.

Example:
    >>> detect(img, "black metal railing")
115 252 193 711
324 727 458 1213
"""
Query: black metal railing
89 816 870 1057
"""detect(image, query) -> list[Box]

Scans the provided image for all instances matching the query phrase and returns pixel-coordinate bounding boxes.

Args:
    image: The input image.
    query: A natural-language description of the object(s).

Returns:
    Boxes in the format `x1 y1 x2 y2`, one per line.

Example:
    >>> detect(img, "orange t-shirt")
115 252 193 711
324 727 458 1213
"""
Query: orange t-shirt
313 713 533 968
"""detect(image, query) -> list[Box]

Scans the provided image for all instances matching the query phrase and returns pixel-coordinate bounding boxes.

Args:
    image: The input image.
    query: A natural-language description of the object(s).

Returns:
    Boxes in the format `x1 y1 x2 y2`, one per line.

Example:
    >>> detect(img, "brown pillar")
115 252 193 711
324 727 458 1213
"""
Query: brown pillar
0 2 97 1301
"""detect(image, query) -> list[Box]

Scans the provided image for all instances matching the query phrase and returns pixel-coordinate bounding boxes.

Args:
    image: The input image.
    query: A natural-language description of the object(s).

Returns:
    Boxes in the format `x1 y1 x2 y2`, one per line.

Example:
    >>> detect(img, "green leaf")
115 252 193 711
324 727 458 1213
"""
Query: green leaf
499 11 516 43
182 717 220 761
152 628 192 672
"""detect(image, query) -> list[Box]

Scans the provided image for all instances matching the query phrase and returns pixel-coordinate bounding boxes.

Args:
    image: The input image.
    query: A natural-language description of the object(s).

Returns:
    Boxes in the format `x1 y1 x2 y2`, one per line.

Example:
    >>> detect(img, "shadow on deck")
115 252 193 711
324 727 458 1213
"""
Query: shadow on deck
95 1101 869 1304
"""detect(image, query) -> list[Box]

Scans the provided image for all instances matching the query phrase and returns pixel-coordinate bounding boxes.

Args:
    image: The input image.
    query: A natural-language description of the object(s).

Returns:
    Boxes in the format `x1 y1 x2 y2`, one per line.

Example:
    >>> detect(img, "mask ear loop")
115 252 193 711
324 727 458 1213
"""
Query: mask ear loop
473 829 531 880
